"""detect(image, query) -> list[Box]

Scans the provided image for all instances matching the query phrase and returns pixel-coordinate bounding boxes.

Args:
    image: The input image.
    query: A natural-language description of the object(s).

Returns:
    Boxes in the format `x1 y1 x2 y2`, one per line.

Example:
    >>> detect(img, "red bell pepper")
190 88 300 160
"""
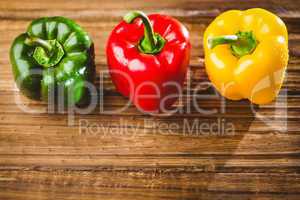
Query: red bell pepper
106 11 190 113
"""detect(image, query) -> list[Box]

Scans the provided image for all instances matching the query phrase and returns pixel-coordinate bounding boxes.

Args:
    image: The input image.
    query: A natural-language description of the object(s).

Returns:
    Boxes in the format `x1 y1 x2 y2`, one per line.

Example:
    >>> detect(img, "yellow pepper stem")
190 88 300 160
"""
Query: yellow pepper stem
208 31 258 58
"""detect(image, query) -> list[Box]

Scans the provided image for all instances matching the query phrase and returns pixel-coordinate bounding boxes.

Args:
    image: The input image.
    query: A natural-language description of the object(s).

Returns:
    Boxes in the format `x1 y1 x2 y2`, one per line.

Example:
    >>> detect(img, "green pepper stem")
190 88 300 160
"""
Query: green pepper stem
208 35 238 49
25 37 52 52
124 11 166 54
24 37 65 68
208 31 258 58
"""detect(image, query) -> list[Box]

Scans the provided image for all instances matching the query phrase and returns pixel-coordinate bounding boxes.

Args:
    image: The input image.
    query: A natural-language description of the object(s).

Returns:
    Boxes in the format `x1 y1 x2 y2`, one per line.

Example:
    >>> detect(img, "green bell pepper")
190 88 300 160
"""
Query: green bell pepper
10 16 95 106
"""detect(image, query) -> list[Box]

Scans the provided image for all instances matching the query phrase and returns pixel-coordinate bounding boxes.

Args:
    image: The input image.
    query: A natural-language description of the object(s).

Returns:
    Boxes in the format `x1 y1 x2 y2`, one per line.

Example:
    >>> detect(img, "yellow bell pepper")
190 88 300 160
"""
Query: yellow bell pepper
203 8 289 104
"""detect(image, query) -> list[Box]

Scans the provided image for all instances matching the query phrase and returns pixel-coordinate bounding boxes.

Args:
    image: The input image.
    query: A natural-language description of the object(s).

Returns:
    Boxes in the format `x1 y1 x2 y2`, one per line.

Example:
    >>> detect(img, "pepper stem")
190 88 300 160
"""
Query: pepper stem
208 31 258 58
25 37 53 51
25 37 65 68
124 11 166 54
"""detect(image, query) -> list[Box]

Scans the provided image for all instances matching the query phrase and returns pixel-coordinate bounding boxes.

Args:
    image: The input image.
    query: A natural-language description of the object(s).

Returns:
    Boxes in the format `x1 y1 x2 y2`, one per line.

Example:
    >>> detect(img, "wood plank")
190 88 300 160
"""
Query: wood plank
0 124 300 156
1 155 300 173
0 170 300 194
0 185 299 200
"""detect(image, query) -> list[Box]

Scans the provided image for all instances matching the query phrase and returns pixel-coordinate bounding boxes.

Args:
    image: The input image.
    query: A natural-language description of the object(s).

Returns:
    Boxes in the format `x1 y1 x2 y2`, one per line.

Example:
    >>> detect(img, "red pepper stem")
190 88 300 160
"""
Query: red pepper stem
124 11 166 54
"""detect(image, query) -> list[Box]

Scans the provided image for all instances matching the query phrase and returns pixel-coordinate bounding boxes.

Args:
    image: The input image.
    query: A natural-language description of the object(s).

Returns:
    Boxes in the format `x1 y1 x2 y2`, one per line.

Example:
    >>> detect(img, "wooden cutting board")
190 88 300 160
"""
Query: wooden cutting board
0 0 299 199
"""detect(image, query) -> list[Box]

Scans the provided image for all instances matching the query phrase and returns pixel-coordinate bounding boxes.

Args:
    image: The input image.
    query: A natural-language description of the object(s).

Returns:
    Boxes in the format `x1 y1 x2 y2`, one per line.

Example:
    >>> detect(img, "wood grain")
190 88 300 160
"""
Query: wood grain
0 0 300 199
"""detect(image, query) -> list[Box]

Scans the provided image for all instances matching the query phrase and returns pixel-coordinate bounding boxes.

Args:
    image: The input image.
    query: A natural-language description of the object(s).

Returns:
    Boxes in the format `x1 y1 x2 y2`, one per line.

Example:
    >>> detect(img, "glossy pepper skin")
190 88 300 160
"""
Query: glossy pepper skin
204 8 289 104
10 16 95 105
107 11 190 113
